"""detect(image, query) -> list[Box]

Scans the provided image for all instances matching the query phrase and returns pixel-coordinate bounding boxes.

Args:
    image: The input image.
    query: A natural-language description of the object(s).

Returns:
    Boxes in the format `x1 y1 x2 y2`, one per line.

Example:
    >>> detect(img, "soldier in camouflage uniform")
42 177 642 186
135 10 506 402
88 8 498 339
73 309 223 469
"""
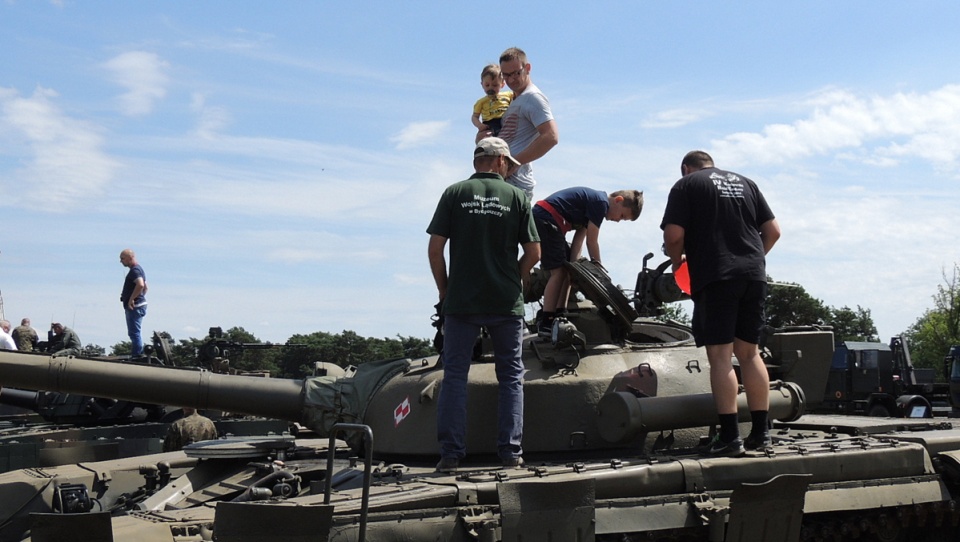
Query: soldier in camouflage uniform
163 408 218 451
12 318 39 352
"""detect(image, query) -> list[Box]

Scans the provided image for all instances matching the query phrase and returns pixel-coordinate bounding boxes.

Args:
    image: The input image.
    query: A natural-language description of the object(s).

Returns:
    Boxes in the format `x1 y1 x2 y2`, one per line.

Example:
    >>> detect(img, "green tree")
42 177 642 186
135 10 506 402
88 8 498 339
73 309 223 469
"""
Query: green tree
133 325 434 378
217 326 281 374
904 264 960 371
764 280 877 344
658 303 691 326
395 335 436 359
276 330 436 379
111 341 132 356
170 336 204 366
765 281 830 329
828 305 878 343
170 326 283 374
83 344 106 357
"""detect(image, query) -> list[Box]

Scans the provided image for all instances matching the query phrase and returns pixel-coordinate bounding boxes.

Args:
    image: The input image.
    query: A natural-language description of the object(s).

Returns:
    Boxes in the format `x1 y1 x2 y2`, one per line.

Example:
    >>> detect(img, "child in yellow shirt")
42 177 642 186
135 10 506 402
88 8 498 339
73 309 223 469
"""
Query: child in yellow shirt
472 64 514 137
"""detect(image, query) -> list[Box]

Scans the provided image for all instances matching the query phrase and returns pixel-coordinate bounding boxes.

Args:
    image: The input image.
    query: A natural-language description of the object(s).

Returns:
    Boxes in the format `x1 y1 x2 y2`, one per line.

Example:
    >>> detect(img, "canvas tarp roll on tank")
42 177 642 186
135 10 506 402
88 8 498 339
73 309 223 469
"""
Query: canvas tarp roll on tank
301 357 412 449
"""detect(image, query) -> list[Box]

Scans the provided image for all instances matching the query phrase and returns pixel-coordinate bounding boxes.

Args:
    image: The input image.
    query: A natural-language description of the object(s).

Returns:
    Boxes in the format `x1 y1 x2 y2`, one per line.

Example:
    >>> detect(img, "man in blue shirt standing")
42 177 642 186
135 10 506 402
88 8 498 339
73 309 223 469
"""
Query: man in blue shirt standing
119 248 148 357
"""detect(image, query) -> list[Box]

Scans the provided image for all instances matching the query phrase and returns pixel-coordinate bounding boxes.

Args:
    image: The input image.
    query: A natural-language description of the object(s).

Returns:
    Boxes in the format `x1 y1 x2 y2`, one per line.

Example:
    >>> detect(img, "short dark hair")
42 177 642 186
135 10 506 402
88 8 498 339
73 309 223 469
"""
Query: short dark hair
681 150 714 170
499 47 528 65
481 64 501 79
610 190 644 220
473 154 501 169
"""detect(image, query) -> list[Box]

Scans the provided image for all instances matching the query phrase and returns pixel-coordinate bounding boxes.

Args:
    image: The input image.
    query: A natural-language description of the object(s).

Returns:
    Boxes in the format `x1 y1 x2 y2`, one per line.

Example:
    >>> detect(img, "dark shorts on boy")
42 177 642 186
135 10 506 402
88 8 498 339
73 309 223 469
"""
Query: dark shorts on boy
533 208 569 270
690 279 767 347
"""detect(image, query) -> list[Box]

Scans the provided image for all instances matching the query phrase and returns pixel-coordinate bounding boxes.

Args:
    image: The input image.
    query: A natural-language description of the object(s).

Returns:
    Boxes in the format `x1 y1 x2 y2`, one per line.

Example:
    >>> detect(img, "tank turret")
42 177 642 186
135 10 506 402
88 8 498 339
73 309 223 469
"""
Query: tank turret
0 333 807 457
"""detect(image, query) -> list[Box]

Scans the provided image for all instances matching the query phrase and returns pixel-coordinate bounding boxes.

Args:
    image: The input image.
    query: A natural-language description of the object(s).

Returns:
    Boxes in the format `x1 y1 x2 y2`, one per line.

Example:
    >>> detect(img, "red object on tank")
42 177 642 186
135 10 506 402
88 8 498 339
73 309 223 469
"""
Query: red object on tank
675 261 691 295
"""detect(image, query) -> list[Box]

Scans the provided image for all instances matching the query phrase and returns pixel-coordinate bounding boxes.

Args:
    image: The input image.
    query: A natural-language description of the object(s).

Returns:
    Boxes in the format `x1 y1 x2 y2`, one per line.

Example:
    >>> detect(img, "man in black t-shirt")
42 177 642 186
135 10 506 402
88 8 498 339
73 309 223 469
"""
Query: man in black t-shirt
660 150 781 457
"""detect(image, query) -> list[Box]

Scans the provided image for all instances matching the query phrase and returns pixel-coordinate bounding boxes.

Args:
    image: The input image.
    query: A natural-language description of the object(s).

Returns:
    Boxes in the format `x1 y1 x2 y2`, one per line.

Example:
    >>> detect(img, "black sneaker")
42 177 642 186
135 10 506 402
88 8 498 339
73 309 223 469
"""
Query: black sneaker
435 457 460 473
743 433 772 451
537 321 553 339
700 436 745 458
502 456 525 468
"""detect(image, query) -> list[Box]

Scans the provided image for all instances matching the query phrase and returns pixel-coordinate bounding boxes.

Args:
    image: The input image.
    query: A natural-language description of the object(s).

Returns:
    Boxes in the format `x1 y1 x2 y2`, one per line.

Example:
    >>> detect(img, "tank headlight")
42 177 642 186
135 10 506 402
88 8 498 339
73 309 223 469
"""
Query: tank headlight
552 318 586 350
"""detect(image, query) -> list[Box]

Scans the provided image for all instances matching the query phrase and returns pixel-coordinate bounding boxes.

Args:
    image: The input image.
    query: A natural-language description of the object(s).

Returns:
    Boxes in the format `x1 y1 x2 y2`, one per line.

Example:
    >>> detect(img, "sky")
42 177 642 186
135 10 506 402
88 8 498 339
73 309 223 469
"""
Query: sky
1 2 958 351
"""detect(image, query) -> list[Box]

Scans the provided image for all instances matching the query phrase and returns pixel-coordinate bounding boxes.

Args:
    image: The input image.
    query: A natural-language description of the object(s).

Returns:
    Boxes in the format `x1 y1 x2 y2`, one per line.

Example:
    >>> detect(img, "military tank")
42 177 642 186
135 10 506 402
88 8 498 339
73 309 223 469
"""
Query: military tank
0 259 957 542
0 332 291 472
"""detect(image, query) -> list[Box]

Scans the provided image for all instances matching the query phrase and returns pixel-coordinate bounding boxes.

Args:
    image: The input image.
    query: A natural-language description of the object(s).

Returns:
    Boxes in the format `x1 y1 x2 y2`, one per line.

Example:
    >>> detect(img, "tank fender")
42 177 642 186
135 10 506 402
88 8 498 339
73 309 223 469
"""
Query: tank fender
718 473 811 542
934 450 960 485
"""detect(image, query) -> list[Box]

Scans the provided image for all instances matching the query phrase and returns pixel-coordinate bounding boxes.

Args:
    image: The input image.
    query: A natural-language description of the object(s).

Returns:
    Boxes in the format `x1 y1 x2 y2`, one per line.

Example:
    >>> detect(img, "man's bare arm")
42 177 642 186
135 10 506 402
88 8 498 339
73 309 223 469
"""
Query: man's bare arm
584 222 602 263
519 241 541 276
128 278 146 309
507 120 558 176
759 218 781 254
428 234 449 300
662 224 686 268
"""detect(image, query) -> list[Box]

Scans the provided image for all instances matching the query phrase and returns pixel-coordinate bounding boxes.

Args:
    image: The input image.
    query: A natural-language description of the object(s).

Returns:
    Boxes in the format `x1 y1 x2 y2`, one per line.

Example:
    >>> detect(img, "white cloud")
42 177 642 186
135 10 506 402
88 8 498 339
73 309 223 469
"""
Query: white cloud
641 108 707 129
711 84 960 172
390 120 450 150
102 51 170 116
266 247 387 264
0 87 118 209
190 92 231 137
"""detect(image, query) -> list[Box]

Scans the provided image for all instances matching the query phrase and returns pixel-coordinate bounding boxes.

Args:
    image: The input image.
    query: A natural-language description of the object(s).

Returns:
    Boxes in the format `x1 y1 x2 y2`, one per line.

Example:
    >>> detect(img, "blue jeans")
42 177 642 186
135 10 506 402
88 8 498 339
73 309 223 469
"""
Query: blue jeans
437 313 525 461
125 305 147 356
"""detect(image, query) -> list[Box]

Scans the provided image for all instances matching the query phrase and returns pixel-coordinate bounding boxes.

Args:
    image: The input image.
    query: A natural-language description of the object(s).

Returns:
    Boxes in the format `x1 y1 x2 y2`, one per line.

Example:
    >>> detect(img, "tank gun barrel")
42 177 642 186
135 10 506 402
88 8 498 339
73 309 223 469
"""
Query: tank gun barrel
0 387 41 410
0 351 305 422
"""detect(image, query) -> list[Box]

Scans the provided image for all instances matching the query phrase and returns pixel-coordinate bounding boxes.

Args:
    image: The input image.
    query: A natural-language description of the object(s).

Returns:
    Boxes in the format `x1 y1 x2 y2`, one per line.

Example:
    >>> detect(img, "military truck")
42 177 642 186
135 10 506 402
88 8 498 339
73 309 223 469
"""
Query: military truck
945 345 960 415
817 335 951 418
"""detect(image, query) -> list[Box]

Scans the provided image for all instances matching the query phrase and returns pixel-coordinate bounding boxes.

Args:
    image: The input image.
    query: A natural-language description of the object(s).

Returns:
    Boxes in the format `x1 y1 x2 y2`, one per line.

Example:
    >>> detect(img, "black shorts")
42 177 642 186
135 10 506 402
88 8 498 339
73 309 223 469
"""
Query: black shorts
535 219 570 270
485 117 503 136
690 279 767 347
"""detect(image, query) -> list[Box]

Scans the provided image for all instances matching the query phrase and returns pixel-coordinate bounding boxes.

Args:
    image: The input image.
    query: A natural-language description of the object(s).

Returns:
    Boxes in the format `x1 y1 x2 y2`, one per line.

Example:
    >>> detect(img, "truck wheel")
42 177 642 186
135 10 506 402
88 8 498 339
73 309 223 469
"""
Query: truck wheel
868 404 892 417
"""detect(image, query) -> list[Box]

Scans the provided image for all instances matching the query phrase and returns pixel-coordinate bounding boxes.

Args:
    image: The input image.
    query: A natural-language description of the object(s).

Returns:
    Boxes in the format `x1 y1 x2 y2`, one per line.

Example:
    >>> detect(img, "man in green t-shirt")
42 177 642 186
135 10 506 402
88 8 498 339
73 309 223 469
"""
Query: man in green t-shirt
427 137 540 472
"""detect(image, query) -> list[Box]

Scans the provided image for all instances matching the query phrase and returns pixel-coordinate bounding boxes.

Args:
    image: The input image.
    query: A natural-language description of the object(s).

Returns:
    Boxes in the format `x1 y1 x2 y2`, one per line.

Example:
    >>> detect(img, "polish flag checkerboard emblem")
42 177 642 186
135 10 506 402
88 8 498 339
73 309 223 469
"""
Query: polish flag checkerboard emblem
394 396 411 427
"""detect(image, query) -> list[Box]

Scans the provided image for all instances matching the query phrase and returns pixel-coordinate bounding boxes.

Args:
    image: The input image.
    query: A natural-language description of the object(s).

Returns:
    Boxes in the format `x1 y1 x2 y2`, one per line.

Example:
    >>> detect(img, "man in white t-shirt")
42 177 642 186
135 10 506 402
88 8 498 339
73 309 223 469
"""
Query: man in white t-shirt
0 320 17 351
490 47 558 199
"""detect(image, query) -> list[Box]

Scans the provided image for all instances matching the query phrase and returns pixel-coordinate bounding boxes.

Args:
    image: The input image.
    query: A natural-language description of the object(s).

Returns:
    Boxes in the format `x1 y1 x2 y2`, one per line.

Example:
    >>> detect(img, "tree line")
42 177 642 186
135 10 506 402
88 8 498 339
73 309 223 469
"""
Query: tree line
100 263 960 379
109 327 435 379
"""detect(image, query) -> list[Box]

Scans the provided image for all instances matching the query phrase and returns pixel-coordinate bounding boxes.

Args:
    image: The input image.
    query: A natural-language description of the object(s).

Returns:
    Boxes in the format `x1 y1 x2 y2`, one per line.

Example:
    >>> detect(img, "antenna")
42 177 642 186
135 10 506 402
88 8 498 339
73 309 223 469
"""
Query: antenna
0 289 5 321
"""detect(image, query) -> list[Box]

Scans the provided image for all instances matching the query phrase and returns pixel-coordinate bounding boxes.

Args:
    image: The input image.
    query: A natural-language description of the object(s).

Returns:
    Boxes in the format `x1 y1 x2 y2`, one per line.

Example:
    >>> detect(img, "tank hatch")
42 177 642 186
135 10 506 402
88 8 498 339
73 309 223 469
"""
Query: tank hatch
564 260 638 341
183 436 298 459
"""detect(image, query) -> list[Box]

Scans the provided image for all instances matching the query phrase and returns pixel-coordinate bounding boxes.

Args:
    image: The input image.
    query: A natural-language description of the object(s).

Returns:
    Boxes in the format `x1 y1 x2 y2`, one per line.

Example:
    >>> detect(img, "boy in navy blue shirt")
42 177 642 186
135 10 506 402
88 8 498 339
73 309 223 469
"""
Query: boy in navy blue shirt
533 187 643 336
